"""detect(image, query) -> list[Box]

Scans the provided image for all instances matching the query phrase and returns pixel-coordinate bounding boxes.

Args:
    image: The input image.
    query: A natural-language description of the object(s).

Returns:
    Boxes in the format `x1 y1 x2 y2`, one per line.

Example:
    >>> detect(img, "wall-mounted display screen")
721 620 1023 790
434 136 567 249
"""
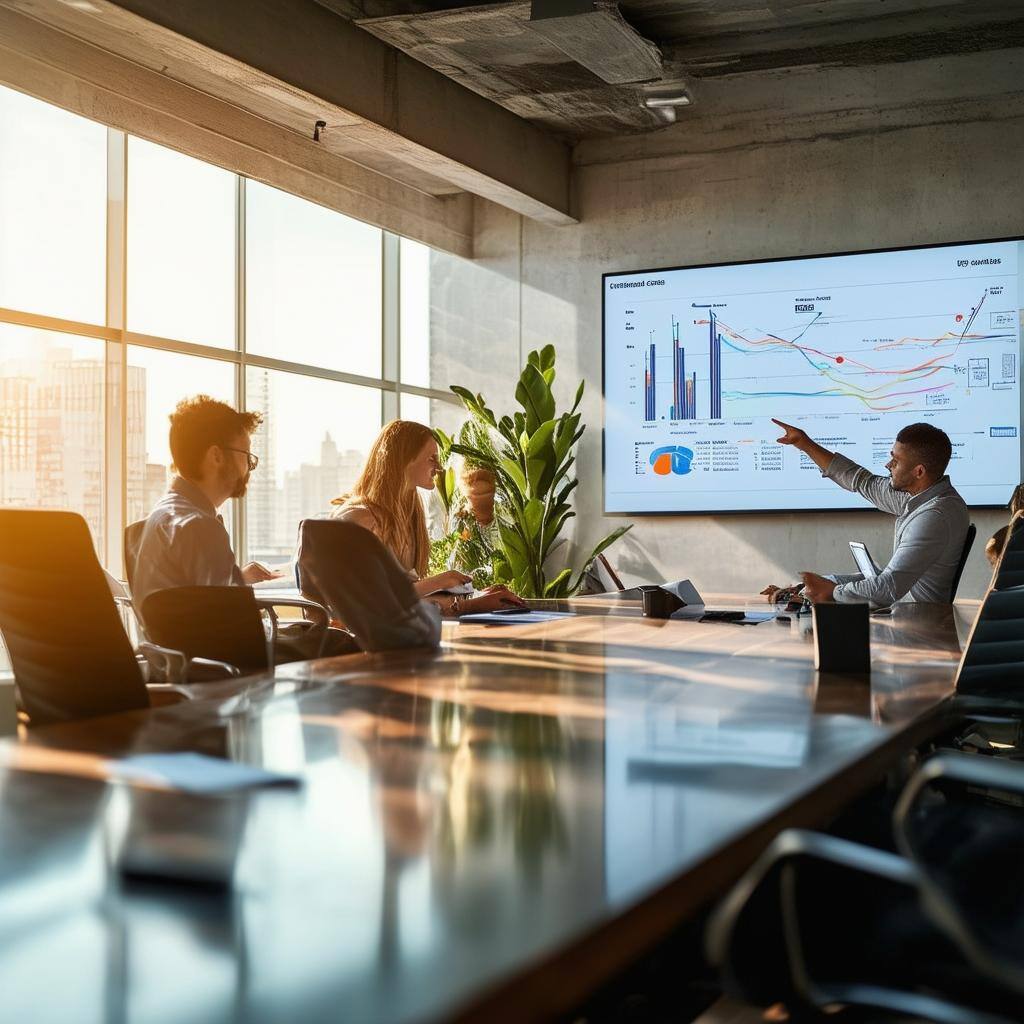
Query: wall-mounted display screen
603 237 1023 514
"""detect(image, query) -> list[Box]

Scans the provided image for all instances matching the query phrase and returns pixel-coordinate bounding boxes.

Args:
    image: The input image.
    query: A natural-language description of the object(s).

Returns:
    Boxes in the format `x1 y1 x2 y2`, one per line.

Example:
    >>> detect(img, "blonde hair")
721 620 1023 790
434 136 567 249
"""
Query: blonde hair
333 420 435 576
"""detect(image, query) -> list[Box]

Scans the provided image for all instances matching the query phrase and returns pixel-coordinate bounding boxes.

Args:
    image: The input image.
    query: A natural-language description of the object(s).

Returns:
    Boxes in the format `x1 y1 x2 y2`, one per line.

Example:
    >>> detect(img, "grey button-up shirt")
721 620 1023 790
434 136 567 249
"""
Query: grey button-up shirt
823 453 969 606
131 476 243 617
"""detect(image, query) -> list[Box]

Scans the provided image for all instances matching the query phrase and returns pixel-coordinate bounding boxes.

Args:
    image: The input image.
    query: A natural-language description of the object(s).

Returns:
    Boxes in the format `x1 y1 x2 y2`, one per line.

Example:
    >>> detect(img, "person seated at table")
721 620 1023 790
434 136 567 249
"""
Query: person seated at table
132 395 353 659
762 419 969 607
330 420 526 617
984 482 1024 567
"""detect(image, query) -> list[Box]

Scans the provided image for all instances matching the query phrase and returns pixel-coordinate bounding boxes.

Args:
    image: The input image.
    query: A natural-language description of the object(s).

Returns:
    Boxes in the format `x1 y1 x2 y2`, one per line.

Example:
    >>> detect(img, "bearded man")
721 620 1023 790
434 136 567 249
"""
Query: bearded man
130 395 277 615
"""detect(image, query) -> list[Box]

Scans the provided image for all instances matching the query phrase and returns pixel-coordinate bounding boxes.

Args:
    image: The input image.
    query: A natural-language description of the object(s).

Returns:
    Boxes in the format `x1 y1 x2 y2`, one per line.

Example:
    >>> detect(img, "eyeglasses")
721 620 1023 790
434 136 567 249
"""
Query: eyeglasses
222 446 259 472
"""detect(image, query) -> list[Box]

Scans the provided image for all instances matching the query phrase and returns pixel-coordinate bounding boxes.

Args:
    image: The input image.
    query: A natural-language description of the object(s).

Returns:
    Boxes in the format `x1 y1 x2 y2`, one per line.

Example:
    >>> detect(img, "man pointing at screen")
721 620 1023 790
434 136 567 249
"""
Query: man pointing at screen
762 420 969 606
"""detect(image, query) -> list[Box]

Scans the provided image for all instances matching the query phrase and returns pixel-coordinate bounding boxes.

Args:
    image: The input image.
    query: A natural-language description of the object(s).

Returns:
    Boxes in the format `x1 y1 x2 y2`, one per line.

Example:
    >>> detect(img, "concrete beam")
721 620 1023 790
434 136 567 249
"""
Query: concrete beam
0 5 475 256
3 0 574 225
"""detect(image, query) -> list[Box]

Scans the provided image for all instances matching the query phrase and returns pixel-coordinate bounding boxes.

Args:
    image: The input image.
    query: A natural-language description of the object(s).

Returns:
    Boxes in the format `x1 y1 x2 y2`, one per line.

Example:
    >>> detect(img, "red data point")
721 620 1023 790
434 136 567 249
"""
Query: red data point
955 314 964 322
835 356 845 364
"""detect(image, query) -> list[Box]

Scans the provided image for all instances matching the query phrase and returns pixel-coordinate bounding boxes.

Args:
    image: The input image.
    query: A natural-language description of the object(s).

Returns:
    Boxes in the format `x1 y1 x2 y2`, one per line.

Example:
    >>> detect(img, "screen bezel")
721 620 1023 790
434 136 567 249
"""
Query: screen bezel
601 233 1024 517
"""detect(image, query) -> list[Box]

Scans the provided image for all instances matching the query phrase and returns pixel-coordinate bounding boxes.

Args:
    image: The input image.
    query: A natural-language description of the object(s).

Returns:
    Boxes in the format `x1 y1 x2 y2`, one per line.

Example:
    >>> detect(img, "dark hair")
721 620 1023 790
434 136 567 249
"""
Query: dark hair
169 395 262 479
895 422 952 478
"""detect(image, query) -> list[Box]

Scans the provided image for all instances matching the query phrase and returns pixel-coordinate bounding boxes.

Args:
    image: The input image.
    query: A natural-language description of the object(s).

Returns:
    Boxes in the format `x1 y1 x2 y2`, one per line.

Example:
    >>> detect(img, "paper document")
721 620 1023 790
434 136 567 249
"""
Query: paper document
115 753 301 794
458 610 575 625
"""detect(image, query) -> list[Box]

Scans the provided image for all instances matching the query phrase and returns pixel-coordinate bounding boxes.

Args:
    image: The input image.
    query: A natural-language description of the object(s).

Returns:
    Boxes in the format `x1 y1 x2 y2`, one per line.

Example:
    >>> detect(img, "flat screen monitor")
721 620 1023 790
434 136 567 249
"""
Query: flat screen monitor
602 237 1023 514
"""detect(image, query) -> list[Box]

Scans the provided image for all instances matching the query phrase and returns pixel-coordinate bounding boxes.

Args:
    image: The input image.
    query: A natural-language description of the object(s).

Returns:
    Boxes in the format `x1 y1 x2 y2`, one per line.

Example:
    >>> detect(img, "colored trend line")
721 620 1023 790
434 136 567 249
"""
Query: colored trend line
697 289 1011 411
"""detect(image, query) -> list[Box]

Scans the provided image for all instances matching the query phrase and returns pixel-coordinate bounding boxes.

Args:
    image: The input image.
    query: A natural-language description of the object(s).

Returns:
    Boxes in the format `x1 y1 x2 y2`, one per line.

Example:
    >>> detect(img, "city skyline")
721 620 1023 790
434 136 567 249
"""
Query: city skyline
0 346 366 560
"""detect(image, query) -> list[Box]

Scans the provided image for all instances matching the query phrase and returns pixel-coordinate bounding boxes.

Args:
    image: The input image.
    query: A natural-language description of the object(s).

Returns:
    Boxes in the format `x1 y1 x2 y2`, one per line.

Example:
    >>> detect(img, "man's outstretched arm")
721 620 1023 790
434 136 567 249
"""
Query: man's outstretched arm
772 419 835 471
772 418 906 515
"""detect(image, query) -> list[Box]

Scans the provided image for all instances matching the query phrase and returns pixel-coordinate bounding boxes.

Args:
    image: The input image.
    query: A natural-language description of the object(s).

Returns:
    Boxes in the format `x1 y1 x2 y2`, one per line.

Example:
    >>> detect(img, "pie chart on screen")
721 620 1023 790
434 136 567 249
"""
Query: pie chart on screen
650 445 694 476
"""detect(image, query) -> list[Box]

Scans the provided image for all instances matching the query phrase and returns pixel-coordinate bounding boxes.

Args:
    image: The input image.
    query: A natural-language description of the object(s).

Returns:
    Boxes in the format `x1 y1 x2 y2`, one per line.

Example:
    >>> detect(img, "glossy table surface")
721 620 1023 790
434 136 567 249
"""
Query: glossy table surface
0 595 974 1024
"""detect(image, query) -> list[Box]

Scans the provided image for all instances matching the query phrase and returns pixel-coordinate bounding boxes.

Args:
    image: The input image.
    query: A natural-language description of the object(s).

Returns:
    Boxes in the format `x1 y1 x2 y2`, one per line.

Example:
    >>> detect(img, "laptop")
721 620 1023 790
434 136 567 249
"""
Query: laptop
849 540 882 578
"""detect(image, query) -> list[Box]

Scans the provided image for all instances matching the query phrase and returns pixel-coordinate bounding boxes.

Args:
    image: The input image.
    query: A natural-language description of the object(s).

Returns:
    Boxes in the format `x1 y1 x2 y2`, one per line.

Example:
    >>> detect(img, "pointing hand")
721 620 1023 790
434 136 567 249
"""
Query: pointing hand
772 418 808 447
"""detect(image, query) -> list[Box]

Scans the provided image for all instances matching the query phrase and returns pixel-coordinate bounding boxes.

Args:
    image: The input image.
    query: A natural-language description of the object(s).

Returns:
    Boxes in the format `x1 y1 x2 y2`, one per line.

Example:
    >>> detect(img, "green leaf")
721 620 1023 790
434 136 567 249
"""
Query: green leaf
432 428 453 460
543 568 572 598
570 379 585 415
499 523 530 578
556 478 578 505
553 412 581 464
450 386 497 427
537 344 556 372
499 458 528 499
542 509 575 559
449 442 498 470
497 415 518 447
515 362 555 434
521 498 545 543
568 525 632 594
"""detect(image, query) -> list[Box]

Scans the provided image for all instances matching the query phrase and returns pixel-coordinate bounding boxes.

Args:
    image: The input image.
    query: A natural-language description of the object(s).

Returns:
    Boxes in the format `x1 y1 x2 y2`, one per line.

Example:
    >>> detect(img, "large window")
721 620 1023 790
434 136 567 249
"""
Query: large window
246 181 382 377
0 324 106 544
0 81 462 587
0 88 106 324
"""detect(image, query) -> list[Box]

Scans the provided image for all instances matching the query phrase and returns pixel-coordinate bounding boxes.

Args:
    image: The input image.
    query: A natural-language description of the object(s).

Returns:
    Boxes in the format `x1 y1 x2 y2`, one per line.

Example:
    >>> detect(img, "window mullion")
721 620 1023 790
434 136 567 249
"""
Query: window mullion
382 231 400 423
104 127 128 576
234 175 247 561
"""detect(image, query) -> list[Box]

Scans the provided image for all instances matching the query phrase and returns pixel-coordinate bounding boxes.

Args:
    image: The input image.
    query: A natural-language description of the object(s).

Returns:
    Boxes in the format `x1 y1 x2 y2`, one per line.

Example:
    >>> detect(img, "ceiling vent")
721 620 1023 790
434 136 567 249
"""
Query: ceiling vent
527 0 662 85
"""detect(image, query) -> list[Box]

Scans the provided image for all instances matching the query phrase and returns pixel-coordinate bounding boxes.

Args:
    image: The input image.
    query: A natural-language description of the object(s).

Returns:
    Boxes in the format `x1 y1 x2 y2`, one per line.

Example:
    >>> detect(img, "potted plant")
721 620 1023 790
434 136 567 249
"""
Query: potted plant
433 345 629 599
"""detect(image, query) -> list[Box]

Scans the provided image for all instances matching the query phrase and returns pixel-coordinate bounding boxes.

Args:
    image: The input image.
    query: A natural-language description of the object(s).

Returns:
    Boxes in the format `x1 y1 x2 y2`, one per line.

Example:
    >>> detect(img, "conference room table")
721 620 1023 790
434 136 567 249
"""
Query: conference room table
0 594 974 1023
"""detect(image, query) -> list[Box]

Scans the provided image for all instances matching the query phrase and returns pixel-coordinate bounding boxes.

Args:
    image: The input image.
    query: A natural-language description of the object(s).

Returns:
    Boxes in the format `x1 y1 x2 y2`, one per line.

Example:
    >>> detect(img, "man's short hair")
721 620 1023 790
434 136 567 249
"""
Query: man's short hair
169 395 262 479
895 422 952 478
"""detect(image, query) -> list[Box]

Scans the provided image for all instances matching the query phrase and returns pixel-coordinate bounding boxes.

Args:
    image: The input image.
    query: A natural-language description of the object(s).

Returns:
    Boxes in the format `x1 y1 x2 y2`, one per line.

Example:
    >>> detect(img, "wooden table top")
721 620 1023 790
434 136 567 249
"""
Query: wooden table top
0 595 973 1024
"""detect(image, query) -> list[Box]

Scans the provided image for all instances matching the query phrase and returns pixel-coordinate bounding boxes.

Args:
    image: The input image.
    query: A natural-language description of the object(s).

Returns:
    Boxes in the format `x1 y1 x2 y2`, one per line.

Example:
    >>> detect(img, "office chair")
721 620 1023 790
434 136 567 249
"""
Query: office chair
894 754 1024 998
126 520 334 663
991 512 1024 591
952 586 1024 702
707 754 1024 1024
141 585 332 670
296 519 441 653
949 523 976 602
0 509 212 725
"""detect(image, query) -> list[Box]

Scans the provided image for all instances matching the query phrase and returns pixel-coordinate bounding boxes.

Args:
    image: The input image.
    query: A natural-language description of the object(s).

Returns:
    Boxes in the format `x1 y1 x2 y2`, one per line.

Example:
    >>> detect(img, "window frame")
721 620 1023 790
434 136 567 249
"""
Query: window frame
0 112 458 576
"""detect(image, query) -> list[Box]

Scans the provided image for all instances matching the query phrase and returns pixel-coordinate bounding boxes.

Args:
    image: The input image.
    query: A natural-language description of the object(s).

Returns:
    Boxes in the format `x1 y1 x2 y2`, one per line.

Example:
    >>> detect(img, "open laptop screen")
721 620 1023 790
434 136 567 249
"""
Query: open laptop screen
849 541 880 578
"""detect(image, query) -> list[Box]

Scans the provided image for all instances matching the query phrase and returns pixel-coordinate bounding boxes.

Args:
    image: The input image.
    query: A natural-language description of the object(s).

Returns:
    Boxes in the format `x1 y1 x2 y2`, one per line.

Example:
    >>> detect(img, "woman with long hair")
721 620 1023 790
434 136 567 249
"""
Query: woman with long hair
332 420 525 616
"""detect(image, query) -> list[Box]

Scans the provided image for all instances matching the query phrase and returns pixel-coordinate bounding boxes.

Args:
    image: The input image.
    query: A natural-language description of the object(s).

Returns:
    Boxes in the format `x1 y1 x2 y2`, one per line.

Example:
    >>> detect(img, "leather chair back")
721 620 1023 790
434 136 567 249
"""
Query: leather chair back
142 586 269 673
949 523 976 602
0 509 149 724
123 519 147 595
993 513 1024 591
296 519 440 653
955 586 1024 697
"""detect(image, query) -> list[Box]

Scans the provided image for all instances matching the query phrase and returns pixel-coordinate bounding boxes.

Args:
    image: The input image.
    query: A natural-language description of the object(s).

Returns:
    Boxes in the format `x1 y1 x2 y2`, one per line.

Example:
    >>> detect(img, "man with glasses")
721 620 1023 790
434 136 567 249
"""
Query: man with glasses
131 394 279 616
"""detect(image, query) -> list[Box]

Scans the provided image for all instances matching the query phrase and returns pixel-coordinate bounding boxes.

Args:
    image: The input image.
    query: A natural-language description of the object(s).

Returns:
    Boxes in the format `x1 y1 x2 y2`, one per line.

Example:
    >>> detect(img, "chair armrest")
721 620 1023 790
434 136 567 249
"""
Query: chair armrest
894 750 1024 846
143 684 191 707
255 596 329 628
138 643 242 684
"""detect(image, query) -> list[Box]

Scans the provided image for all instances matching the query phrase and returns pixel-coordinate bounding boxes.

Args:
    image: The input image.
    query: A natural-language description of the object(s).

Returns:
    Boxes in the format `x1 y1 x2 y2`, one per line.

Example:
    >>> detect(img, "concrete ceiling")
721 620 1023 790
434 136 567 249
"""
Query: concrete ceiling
320 0 1024 141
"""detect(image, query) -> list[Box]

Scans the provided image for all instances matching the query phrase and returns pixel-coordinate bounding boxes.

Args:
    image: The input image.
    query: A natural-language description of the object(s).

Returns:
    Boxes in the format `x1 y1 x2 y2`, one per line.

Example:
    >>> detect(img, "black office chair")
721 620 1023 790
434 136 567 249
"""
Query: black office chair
707 754 1024 1024
953 586 1024 701
123 518 146 592
296 519 441 653
126 519 337 665
991 512 1024 591
0 509 195 725
949 523 976 602
142 586 273 673
894 754 1024 998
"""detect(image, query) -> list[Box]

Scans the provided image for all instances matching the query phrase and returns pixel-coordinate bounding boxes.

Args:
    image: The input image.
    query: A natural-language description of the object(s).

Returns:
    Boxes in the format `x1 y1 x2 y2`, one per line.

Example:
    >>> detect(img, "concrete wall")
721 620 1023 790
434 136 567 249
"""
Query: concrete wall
434 52 1024 600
